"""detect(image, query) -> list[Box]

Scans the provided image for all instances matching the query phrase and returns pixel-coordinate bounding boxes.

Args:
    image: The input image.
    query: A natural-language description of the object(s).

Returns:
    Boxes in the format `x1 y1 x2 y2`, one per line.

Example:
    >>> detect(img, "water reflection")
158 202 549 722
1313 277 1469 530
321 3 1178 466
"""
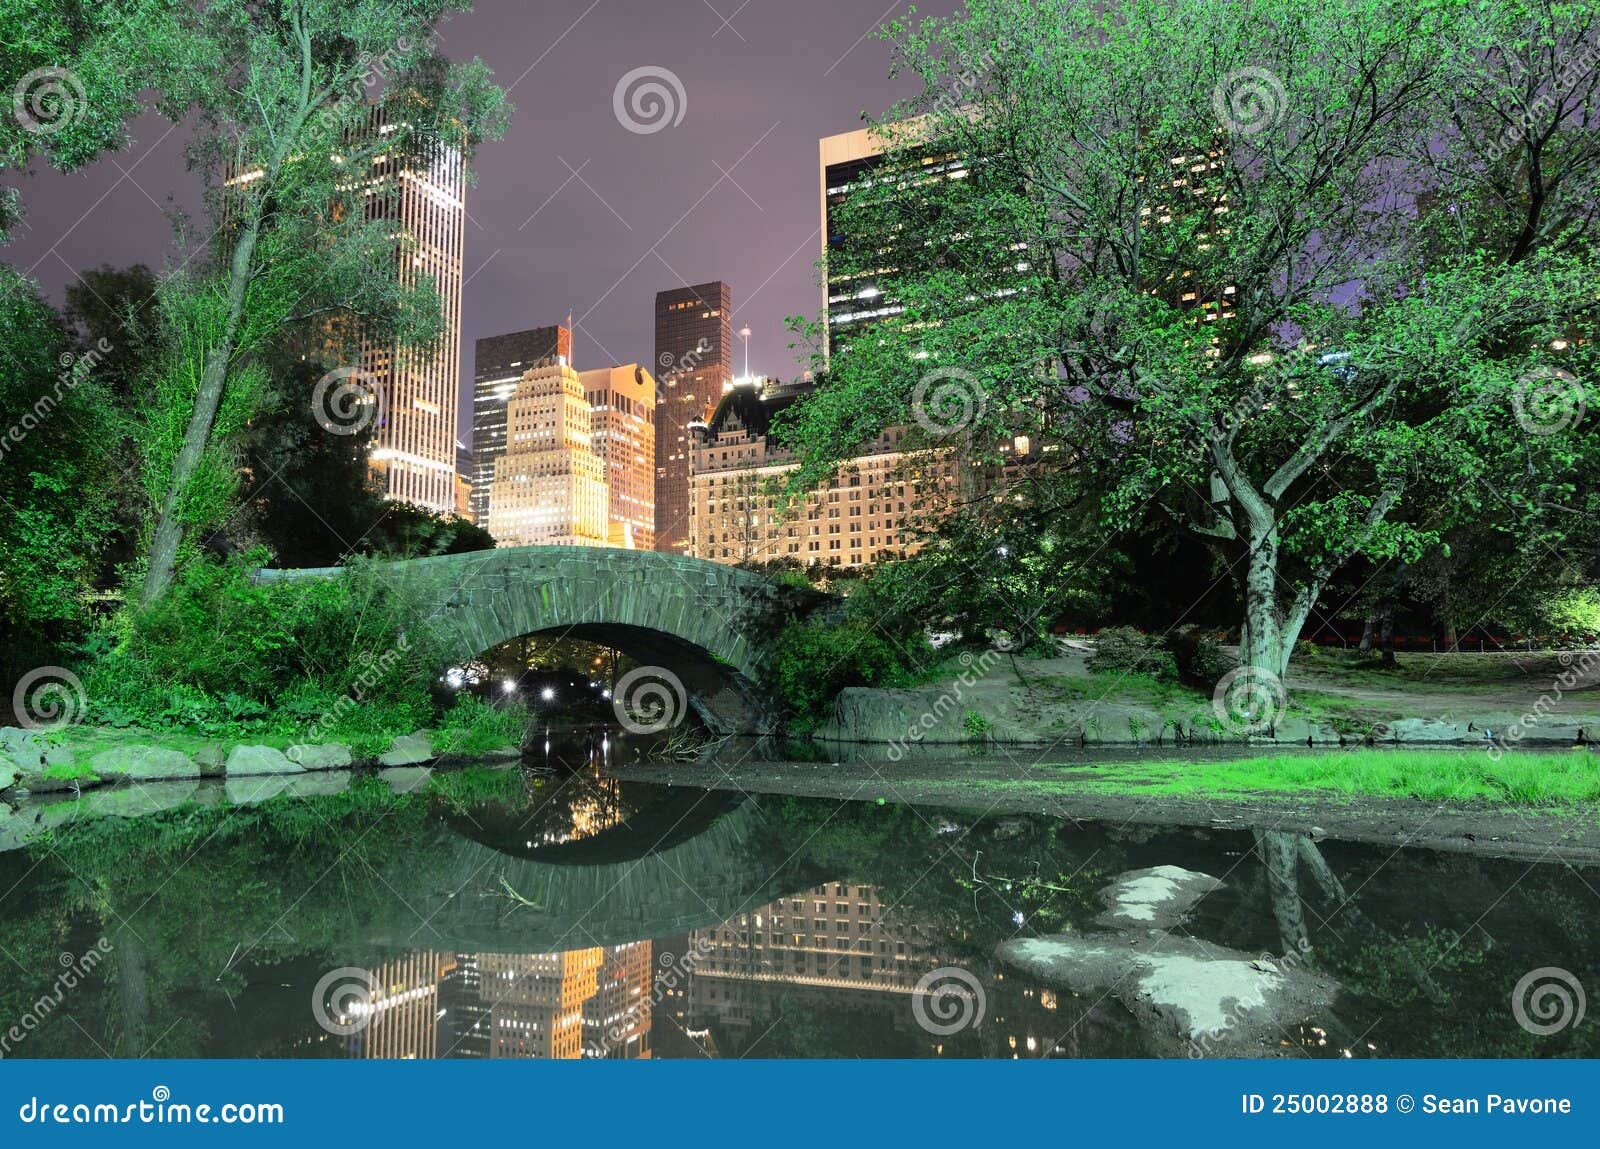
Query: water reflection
0 738 1595 1061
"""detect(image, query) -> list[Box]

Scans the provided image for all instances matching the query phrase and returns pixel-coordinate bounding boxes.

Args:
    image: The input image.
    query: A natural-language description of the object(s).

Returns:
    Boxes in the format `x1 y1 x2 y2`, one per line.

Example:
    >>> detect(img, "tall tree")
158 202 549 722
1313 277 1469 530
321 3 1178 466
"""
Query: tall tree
782 0 1598 686
129 0 507 606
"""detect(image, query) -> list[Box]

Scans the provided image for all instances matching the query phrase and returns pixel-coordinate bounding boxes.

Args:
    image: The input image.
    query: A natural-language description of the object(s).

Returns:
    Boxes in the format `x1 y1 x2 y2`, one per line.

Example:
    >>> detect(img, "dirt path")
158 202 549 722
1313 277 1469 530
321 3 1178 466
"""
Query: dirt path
607 757 1600 866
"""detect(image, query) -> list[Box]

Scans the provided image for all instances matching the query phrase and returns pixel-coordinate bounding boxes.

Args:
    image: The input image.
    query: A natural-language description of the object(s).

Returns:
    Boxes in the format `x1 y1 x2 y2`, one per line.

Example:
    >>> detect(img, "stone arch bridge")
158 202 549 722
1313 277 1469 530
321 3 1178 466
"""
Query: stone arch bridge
262 546 832 734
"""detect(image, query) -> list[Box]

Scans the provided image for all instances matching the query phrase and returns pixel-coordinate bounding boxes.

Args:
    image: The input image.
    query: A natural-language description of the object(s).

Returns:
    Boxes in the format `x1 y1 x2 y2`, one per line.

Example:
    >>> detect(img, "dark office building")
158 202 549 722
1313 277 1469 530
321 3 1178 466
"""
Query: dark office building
470 324 573 523
653 282 733 555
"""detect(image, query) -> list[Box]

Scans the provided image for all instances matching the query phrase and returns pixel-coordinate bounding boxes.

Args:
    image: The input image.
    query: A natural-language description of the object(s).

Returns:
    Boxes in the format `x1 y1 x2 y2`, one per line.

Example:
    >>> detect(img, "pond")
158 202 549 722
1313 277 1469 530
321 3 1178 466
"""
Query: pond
0 738 1594 1060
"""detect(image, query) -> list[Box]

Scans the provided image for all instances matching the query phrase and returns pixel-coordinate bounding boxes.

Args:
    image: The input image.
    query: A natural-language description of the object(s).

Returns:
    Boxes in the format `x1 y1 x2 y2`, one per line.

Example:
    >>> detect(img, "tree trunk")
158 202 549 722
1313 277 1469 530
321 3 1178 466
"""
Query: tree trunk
139 209 263 607
1359 615 1376 652
1379 605 1396 668
1240 527 1292 678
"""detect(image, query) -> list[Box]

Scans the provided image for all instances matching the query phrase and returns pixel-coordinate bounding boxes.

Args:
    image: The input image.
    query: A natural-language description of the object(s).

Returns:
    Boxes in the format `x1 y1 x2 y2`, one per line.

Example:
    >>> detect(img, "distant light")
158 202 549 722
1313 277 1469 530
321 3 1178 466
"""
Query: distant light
998 546 1010 558
602 689 612 699
445 669 465 689
502 680 516 694
541 687 556 702
1012 911 1026 926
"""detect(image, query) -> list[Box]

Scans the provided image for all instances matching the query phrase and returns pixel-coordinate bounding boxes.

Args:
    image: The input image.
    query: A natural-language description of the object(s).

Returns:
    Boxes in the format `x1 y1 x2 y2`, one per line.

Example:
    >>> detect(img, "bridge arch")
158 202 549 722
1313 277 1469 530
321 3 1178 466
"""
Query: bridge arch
269 547 828 734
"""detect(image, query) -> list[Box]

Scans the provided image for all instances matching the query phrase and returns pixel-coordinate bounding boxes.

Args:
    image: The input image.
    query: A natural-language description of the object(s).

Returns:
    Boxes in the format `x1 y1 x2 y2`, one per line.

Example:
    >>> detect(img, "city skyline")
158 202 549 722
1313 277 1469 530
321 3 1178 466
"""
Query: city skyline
3 0 968 432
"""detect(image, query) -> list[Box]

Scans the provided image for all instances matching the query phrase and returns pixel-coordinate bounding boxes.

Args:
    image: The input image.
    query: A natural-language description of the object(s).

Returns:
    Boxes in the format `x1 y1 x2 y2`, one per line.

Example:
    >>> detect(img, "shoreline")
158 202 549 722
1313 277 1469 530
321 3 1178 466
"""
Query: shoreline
608 752 1600 866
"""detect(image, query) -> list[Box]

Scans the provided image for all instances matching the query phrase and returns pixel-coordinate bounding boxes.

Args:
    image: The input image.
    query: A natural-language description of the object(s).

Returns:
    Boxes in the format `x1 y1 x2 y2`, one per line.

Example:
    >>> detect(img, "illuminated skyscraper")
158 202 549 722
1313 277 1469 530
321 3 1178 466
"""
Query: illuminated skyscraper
653 282 733 555
486 361 609 548
581 364 657 550
359 105 468 516
479 950 604 1060
341 953 447 1060
470 325 574 523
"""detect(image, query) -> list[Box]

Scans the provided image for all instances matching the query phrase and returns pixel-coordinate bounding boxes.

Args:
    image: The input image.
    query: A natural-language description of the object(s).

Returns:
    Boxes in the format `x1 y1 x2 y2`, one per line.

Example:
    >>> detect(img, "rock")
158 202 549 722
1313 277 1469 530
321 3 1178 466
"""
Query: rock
1384 718 1469 744
0 752 19 792
0 728 73 772
1269 715 1343 745
1096 865 1223 931
89 746 201 782
380 731 435 767
192 744 225 774
379 766 433 794
286 743 353 771
14 767 99 794
224 745 305 777
997 931 1339 1055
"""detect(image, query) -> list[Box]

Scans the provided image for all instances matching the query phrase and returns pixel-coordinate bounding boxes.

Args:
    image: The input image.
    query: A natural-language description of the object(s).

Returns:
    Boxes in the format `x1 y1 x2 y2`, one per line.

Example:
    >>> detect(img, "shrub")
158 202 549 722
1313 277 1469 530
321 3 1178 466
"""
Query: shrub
772 619 926 728
1088 626 1176 679
1167 626 1231 687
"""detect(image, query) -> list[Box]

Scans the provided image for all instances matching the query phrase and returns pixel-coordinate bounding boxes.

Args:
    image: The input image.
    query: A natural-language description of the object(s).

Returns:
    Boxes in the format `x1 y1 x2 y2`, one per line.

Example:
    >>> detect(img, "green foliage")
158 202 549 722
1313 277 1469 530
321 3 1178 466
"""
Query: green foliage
1537 586 1600 639
79 553 448 741
1088 627 1178 680
0 268 124 676
433 695 528 756
962 709 994 741
771 617 929 727
1167 626 1232 688
780 0 1600 678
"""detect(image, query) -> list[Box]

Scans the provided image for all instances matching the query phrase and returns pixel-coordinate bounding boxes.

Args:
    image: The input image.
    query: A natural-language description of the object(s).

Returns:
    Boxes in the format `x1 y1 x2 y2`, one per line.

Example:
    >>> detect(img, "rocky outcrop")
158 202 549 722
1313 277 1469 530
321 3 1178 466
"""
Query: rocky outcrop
286 743 353 770
224 745 305 777
379 731 435 766
89 746 201 782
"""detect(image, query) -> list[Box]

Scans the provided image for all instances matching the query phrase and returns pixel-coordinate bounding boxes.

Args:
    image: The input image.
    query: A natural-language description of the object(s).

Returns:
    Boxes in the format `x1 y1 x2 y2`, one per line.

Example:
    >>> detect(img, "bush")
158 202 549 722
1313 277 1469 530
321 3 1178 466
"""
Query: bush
1088 626 1177 679
79 551 448 739
772 619 927 728
1167 626 1232 687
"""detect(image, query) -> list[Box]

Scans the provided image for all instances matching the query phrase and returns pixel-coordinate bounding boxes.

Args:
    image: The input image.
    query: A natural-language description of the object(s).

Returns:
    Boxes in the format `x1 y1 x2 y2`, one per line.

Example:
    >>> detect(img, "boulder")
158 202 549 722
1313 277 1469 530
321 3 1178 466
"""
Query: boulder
224 745 305 777
0 752 19 792
1383 718 1469 744
380 732 435 767
192 744 226 774
286 743 354 771
1096 865 1223 931
89 746 200 782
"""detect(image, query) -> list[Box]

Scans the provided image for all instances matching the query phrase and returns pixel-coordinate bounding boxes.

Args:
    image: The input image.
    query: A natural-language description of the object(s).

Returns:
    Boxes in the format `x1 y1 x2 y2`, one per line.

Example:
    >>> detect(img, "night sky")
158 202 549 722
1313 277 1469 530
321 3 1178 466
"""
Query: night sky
3 0 964 441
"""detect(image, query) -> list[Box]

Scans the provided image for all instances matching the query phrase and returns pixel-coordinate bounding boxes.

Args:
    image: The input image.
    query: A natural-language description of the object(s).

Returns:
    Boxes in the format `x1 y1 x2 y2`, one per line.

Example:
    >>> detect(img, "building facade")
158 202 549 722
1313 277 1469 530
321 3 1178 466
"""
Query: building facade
580 364 657 551
485 361 609 548
361 106 468 515
653 282 733 556
470 325 574 523
688 380 955 568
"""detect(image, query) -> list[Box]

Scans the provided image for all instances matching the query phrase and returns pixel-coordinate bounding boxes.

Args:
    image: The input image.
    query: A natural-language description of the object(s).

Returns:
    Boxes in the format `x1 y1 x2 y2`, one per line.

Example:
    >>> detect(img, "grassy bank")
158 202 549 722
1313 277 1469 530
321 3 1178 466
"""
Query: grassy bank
988 750 1600 808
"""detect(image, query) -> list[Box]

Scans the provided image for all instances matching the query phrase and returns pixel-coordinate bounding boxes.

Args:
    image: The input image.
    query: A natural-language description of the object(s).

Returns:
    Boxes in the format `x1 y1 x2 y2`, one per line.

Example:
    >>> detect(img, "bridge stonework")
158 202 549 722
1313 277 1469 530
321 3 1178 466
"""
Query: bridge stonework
270 547 827 733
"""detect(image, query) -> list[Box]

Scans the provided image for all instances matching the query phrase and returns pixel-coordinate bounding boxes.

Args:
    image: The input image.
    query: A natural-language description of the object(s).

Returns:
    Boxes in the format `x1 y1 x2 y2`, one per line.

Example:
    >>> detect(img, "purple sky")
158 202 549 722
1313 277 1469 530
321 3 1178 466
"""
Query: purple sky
3 0 962 441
